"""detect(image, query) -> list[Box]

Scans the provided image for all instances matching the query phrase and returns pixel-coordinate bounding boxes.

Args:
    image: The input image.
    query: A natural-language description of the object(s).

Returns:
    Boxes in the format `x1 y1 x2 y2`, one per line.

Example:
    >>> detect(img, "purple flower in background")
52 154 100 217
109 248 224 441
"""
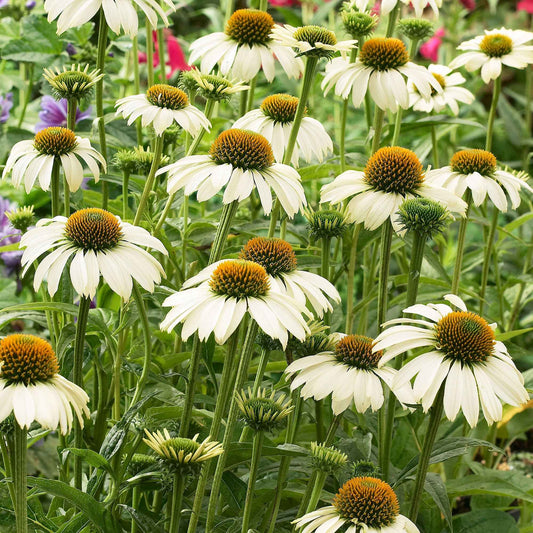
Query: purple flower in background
0 0 8 8
66 43 77 56
0 93 13 123
0 198 22 276
25 0 36 9
35 95 92 132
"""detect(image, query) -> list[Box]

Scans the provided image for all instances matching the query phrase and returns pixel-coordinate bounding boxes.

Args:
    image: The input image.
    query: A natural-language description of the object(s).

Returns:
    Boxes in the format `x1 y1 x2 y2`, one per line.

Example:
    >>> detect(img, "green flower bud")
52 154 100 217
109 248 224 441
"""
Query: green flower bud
43 64 103 101
6 206 35 233
114 146 170 176
397 198 450 239
310 442 348 474
341 7 378 39
397 18 434 42
304 207 351 240
236 388 294 433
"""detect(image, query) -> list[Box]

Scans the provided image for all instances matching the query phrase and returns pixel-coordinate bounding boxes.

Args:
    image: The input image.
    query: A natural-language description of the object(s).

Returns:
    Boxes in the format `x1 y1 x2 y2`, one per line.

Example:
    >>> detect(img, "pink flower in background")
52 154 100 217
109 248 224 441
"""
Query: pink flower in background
139 30 190 79
460 0 476 10
269 0 300 5
518 0 533 12
420 28 445 62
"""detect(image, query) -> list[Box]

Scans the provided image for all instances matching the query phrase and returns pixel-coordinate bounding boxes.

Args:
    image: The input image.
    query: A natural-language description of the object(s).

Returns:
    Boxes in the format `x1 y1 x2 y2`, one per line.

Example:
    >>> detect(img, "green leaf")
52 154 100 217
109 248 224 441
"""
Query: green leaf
221 471 247 511
117 505 166 533
446 469 533 503
425 472 453 531
1 15 63 63
496 327 533 341
55 513 90 533
395 437 503 486
64 448 114 475
225 443 307 468
452 509 519 533
26 477 116 532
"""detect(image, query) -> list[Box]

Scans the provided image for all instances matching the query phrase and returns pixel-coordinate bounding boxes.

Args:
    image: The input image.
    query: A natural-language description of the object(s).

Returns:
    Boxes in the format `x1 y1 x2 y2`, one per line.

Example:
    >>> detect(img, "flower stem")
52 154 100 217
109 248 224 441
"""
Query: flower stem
265 393 303 533
406 230 427 307
239 347 270 442
133 133 164 226
408 386 444 522
205 321 260 533
51 159 61 218
345 224 361 333
451 193 472 295
156 27 166 82
131 285 152 406
340 47 359 172
146 20 154 87
478 208 499 315
485 76 501 152
385 4 400 37
377 221 393 480
371 107 385 154
178 337 202 438
95 9 109 209
122 171 130 219
64 97 78 218
431 124 439 168
168 474 185 533
241 431 264 533
132 36 143 145
13 425 27 533
186 331 241 533
268 55 318 236
304 470 327 514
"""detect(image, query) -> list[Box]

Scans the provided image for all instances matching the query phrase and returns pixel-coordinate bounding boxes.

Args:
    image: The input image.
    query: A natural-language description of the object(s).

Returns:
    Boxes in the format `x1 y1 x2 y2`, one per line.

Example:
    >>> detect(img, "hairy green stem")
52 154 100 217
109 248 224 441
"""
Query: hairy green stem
451 194 472 295
485 76 501 152
51 159 61 218
371 108 385 154
146 21 154 87
13 425 27 533
241 431 264 533
131 285 152 406
345 224 362 333
95 10 109 209
340 47 359 172
73 296 91 489
133 133 164 226
408 387 444 522
479 208 499 315
205 321 259 532
168 474 185 533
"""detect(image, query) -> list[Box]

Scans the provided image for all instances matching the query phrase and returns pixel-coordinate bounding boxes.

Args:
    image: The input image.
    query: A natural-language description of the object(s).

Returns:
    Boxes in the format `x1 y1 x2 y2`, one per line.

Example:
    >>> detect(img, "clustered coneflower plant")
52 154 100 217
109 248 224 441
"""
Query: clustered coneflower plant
0 1 532 533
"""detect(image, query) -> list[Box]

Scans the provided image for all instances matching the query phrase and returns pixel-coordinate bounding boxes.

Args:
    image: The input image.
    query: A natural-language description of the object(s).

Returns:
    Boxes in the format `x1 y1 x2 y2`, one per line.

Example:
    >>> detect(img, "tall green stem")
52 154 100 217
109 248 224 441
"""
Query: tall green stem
51 159 61 218
64 97 77 218
95 10 108 209
241 431 264 533
168 474 185 533
146 21 154 87
131 285 152 406
377 221 393 480
268 55 319 236
371 108 385 154
265 393 303 533
187 331 241 533
345 224 361 333
451 194 472 295
133 134 164 226
13 425 27 533
478 208 499 315
340 47 359 172
73 296 90 489
385 5 400 37
431 124 439 168
408 387 444 522
156 26 166 82
305 470 327 514
132 36 143 145
406 231 427 307
122 171 130 219
205 321 259 533
485 76 501 152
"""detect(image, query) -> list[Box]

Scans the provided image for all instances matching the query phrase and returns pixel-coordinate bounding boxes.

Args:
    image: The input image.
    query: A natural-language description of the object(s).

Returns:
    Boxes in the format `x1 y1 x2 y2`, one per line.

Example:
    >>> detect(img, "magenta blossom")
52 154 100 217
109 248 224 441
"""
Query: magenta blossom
518 0 533 12
139 29 190 79
35 96 92 132
420 28 445 63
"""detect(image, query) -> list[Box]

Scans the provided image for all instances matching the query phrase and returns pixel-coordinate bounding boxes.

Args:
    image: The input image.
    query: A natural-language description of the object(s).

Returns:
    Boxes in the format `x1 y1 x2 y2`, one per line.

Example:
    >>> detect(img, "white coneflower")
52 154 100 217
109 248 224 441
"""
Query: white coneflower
184 237 340 318
373 294 529 427
322 38 442 112
293 477 420 533
408 64 475 115
156 129 306 218
2 127 105 193
44 0 174 36
425 149 533 212
20 208 167 300
0 335 89 434
115 84 211 137
160 259 311 346
450 28 533 83
353 0 441 17
232 94 333 166
189 9 304 82
321 147 467 231
285 334 414 415
271 24 356 58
